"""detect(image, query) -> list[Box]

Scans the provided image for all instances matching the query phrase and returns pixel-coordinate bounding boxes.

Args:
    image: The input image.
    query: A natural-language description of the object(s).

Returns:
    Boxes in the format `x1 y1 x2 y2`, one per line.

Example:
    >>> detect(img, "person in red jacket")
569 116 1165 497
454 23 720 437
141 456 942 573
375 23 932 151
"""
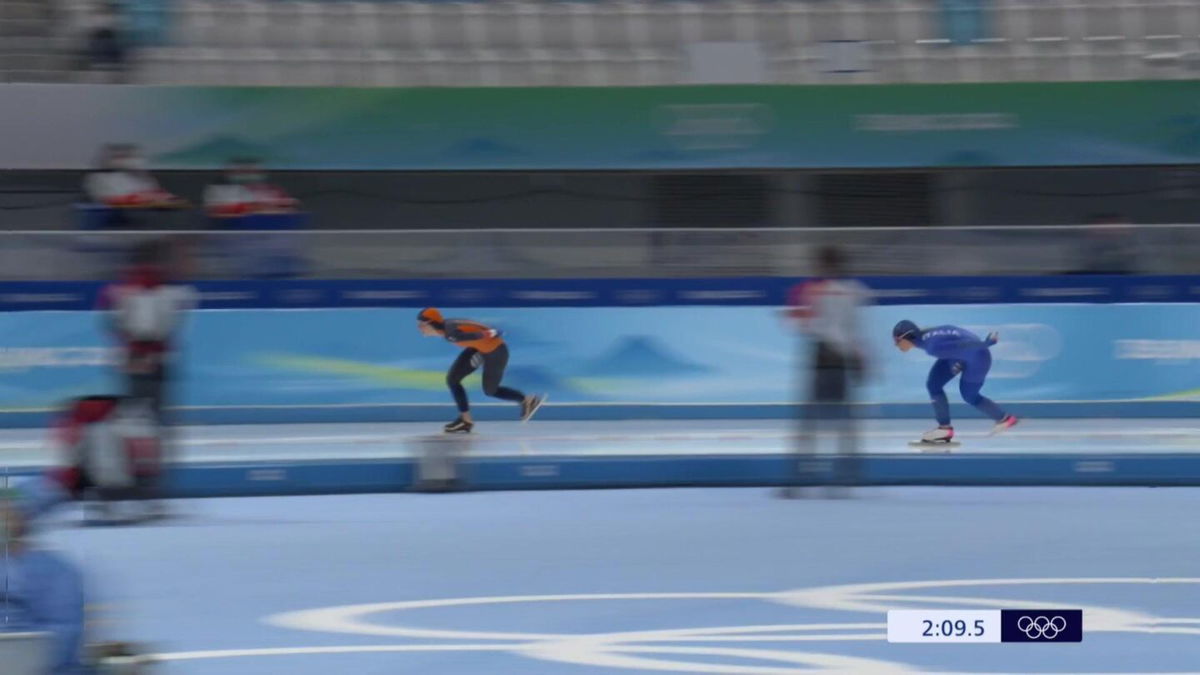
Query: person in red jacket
47 394 164 524
95 239 195 516
417 308 545 433
97 239 196 423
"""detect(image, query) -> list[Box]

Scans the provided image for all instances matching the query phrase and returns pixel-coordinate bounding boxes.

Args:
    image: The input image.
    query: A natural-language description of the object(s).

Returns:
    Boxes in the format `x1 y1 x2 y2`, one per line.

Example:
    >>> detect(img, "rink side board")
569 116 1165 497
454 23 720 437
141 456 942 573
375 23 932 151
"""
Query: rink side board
1 276 1199 426
10 453 1200 494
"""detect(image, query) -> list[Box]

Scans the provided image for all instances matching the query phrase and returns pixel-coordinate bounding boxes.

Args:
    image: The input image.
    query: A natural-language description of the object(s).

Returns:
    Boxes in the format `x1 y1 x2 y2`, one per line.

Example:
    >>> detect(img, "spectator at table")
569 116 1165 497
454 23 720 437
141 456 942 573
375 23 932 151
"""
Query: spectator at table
1071 213 1143 275
203 158 305 277
82 144 187 229
203 158 299 222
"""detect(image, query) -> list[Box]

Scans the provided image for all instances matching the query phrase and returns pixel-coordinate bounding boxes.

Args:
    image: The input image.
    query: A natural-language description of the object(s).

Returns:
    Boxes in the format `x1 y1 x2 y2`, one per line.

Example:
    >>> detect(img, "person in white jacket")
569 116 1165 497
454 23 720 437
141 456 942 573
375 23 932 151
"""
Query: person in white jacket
782 246 871 497
203 158 299 221
82 145 186 229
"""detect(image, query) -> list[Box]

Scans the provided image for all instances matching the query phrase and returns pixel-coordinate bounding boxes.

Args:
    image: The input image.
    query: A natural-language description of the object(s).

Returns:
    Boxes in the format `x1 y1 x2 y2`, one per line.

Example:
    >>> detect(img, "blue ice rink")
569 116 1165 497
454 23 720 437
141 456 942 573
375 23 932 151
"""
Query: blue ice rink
6 419 1200 673
39 487 1200 674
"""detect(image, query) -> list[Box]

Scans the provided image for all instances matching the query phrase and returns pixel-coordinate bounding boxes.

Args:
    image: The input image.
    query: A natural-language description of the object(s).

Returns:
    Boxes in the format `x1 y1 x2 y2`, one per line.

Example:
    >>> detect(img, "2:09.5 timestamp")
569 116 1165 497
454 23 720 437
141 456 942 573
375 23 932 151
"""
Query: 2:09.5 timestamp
888 610 1001 643
923 619 986 638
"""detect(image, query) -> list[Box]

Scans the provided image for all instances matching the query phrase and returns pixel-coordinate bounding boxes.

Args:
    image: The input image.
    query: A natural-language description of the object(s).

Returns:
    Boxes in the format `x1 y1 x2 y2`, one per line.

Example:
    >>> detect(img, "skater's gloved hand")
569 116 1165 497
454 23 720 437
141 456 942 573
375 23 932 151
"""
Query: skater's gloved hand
486 329 503 338
951 361 964 375
984 331 999 347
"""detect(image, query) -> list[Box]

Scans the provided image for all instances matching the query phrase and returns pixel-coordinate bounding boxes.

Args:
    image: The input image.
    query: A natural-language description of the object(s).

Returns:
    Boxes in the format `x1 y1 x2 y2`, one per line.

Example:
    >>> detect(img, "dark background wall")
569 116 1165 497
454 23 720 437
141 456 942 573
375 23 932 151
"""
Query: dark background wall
2 166 1198 231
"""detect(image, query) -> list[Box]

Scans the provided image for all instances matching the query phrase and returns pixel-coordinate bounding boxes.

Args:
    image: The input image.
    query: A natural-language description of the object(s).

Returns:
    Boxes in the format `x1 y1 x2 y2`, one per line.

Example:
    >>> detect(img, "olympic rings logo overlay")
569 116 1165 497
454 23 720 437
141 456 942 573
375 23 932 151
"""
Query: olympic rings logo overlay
1001 608 1082 642
1017 615 1068 640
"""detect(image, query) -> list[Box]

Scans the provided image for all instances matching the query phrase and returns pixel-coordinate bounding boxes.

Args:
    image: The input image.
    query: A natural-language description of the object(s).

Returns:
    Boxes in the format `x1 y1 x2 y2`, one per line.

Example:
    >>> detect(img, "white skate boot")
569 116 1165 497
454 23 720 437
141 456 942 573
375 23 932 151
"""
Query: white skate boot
922 426 955 443
909 426 960 450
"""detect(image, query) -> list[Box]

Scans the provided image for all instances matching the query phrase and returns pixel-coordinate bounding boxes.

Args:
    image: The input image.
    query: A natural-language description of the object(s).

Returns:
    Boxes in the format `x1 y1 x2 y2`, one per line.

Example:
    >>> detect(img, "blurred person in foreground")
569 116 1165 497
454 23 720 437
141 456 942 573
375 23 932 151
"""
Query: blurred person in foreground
1 484 87 674
98 239 195 424
96 239 196 514
82 145 186 230
781 246 870 498
1 485 152 673
50 395 165 525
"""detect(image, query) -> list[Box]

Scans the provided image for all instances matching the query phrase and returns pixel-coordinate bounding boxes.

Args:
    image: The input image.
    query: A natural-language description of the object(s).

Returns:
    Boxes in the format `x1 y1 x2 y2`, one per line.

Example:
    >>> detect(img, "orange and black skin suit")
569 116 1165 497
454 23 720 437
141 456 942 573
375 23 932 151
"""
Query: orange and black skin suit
418 308 526 413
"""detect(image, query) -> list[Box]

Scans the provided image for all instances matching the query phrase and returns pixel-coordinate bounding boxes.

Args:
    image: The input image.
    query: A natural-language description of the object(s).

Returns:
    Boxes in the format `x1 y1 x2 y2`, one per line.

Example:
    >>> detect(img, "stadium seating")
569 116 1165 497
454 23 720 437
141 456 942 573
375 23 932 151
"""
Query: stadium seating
4 1 1199 85
134 0 1200 86
0 0 72 82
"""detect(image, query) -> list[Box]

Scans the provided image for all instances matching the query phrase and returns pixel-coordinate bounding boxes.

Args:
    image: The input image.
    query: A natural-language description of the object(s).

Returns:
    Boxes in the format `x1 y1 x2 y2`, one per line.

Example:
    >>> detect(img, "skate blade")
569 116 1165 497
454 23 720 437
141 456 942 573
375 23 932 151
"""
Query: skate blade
909 440 961 452
83 515 139 528
988 420 1020 437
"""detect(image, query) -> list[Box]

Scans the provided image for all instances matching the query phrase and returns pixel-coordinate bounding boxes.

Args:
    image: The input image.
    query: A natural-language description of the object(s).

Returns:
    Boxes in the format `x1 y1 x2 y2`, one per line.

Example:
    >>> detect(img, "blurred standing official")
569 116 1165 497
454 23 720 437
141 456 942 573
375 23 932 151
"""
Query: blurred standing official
782 246 871 497
98 239 196 424
96 239 196 513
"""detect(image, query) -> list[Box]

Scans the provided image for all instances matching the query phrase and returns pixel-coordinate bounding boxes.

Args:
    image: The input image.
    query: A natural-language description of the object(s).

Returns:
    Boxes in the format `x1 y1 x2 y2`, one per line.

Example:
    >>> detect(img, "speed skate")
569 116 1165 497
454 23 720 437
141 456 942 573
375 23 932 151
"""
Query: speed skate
908 424 960 451
908 439 961 452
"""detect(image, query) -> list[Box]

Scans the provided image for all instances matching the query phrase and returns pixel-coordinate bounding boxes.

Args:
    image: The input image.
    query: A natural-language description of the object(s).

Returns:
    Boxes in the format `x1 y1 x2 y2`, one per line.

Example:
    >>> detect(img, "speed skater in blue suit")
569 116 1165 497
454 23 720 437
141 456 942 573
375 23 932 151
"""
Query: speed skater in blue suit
892 320 1019 444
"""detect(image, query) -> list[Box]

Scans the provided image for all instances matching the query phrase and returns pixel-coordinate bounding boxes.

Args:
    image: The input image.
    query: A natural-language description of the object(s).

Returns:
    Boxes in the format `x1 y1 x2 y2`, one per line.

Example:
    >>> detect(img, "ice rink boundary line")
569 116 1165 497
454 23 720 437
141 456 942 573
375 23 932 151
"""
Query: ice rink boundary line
4 402 1197 428
2 427 1200 452
16 223 1200 234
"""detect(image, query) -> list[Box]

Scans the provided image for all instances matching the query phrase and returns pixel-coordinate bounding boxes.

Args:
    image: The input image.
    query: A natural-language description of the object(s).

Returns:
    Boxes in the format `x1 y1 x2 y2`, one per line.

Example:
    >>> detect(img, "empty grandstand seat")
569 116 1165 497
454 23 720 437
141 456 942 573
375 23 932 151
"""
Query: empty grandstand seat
155 47 226 84
260 1 307 48
210 0 260 48
535 3 592 51
376 3 428 50
317 2 380 48
172 0 218 47
426 2 472 50
462 2 519 51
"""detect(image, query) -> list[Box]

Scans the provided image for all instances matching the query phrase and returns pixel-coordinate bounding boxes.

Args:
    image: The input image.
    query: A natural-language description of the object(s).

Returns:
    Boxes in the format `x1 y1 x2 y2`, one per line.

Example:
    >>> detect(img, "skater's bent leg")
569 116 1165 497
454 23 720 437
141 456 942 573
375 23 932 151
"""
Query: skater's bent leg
481 346 525 403
960 378 1005 422
447 380 471 413
489 386 525 402
926 360 956 426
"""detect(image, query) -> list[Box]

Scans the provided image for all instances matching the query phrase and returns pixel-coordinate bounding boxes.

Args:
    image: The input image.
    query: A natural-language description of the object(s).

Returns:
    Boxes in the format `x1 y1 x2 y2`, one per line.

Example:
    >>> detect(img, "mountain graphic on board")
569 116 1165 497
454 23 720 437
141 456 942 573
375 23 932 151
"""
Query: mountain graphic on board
577 336 711 377
442 137 528 161
156 136 279 166
1159 113 1200 158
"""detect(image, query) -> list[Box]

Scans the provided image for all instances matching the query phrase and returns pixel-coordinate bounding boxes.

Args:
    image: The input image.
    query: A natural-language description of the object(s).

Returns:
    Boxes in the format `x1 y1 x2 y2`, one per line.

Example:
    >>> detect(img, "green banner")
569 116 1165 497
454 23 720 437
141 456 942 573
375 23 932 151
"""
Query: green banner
3 82 1198 169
